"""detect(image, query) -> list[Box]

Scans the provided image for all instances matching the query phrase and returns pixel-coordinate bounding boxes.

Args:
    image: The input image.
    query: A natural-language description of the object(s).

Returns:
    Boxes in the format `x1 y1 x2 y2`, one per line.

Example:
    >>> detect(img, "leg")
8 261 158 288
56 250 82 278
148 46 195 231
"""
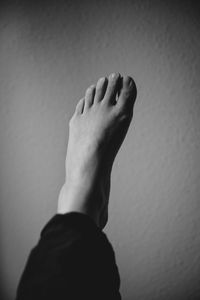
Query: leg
16 73 137 300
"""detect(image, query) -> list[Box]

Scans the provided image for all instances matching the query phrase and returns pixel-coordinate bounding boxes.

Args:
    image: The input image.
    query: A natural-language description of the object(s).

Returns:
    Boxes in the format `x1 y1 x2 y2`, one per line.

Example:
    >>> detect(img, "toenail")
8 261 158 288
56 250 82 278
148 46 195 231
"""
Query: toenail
110 73 120 79
129 79 134 86
98 77 105 84
126 77 134 87
109 73 115 79
86 85 94 93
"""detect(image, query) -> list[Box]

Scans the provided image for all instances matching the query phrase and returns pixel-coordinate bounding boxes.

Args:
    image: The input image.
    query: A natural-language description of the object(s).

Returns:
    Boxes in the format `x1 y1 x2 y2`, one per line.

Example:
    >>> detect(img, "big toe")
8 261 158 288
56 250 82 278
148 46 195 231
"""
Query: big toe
117 76 137 115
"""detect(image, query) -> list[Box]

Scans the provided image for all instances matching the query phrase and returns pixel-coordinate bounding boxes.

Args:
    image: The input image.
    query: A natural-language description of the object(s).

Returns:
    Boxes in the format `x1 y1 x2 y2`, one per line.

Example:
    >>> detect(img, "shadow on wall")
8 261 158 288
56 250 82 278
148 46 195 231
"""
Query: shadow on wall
0 289 10 300
0 252 10 300
0 212 11 299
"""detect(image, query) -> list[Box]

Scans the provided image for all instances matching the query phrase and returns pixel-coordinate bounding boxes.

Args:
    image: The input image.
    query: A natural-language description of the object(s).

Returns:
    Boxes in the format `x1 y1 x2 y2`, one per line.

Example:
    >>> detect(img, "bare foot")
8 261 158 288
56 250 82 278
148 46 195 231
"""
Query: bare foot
57 73 137 229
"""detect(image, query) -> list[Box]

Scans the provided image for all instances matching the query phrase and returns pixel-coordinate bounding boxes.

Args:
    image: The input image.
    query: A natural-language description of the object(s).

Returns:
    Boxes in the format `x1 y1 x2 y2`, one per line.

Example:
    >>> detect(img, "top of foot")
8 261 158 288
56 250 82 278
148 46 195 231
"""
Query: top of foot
70 72 137 160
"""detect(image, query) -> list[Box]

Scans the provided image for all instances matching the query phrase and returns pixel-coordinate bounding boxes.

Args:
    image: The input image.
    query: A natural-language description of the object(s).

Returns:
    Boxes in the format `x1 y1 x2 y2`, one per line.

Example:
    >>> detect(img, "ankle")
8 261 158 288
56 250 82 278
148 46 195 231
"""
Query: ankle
57 182 102 228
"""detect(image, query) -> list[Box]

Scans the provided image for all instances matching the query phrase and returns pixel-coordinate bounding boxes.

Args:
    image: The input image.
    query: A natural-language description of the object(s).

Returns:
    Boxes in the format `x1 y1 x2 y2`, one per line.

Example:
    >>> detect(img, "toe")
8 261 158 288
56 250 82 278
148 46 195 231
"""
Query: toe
84 85 96 111
94 77 108 103
103 73 121 105
75 98 85 114
116 76 137 115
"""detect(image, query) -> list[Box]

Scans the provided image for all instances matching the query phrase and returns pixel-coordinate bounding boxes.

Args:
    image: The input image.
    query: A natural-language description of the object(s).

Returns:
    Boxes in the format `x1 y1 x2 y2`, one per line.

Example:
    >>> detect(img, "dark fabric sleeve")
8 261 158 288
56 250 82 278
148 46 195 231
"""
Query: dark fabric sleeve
16 212 121 300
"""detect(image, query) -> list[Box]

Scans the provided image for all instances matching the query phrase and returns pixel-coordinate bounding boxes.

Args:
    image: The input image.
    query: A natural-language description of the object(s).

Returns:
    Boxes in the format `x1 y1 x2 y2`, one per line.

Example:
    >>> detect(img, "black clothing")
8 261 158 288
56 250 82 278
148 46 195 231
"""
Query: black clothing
16 212 121 300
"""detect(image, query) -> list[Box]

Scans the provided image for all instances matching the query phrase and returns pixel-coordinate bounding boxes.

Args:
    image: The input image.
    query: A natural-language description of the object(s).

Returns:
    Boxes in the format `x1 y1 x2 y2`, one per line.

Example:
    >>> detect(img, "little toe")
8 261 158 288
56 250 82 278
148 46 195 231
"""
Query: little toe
116 76 137 115
94 77 108 103
84 85 96 111
103 73 121 105
75 98 85 115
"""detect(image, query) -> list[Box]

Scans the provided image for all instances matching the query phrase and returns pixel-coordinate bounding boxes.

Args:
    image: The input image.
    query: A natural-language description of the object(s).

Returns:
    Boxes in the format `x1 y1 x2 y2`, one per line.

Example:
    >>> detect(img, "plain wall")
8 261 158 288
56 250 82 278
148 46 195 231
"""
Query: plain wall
0 1 200 299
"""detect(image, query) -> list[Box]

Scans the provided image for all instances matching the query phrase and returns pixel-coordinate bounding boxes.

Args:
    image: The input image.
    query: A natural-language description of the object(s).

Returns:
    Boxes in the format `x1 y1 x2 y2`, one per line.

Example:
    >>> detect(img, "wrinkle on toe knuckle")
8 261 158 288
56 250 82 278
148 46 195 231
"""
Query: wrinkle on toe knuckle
124 89 132 97
119 113 130 123
117 107 132 121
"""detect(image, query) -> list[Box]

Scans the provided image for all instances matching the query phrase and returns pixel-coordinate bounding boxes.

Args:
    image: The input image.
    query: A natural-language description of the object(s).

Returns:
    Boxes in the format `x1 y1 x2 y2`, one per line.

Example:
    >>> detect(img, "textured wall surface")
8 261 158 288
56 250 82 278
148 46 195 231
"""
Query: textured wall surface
0 1 200 299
